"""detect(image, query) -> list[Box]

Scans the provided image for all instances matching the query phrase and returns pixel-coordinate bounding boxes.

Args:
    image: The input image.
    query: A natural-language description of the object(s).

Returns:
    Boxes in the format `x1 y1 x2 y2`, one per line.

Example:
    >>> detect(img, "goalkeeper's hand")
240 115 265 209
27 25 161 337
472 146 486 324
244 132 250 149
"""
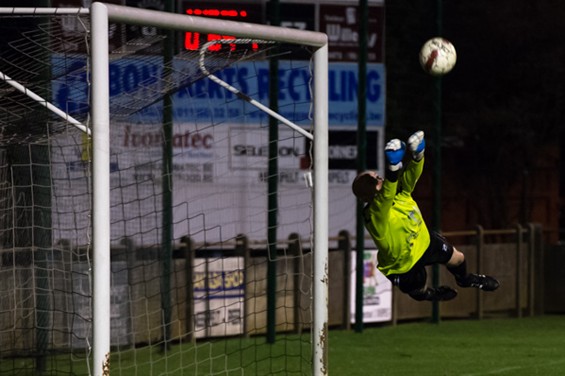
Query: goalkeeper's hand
385 139 406 171
407 130 425 161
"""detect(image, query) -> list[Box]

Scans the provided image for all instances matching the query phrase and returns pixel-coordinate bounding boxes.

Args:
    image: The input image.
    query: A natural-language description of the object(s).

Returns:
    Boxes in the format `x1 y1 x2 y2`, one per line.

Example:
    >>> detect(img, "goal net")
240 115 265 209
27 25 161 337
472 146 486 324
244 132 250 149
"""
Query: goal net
0 4 328 376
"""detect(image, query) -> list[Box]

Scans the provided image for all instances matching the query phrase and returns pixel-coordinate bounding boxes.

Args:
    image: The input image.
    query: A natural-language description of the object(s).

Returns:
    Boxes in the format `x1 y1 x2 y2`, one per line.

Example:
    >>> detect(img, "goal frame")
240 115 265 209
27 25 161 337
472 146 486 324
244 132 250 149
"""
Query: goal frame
91 3 329 376
0 3 328 374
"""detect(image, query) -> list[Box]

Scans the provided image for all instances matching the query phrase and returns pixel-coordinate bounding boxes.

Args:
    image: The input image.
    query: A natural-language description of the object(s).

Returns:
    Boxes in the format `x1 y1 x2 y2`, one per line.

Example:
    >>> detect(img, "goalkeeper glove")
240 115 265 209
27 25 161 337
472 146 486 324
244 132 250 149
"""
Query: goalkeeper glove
385 139 406 171
407 130 425 161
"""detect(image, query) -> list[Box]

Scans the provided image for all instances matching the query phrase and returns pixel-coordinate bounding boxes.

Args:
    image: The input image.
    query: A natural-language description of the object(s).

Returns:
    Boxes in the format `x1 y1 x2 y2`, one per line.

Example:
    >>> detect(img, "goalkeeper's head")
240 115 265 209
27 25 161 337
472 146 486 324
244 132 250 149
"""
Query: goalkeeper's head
352 171 383 203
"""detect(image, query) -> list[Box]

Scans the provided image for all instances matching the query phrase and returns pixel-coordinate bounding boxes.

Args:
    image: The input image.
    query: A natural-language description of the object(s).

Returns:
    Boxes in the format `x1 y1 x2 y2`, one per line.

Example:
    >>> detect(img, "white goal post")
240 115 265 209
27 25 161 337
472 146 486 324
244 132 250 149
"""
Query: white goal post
91 3 329 376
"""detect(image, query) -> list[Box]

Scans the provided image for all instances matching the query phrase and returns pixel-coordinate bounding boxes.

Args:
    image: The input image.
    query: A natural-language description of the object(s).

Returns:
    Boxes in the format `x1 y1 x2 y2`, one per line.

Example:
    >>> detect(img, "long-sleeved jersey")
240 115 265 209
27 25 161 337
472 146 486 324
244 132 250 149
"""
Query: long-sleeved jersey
362 158 430 275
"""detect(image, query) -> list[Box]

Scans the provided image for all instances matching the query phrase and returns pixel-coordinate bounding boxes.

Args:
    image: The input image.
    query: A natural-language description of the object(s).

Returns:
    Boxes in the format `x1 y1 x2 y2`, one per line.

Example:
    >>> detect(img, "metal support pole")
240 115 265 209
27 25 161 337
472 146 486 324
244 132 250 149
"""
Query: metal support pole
516 224 523 318
431 0 444 324
475 225 484 319
355 0 369 334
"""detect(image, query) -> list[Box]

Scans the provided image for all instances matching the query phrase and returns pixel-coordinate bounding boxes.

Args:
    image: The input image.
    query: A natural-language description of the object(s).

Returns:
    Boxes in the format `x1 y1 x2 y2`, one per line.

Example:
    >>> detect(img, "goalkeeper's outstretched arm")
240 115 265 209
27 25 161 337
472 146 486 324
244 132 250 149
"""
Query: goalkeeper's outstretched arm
400 131 426 194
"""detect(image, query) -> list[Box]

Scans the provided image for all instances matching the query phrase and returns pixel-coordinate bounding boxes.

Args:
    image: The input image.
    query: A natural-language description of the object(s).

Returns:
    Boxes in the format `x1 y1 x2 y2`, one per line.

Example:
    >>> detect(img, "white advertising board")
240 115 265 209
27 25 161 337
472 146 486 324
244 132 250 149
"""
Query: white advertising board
50 56 385 246
193 257 245 338
350 250 392 323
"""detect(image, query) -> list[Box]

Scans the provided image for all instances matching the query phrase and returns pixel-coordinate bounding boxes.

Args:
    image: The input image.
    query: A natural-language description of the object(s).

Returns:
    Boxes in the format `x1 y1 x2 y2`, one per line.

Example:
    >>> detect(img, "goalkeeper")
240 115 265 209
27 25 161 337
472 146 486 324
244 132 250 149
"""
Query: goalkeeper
351 131 499 301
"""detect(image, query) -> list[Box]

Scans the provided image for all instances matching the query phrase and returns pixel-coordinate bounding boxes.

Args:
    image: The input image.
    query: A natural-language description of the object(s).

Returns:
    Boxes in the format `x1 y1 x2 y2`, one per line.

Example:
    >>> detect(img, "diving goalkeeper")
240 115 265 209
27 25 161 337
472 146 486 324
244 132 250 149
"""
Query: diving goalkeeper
351 131 499 301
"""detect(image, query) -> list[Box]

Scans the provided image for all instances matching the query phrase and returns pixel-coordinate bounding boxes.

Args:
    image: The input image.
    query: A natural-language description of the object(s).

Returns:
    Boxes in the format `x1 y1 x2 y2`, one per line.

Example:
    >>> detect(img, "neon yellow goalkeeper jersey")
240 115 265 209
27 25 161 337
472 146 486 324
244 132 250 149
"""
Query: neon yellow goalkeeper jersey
363 158 430 276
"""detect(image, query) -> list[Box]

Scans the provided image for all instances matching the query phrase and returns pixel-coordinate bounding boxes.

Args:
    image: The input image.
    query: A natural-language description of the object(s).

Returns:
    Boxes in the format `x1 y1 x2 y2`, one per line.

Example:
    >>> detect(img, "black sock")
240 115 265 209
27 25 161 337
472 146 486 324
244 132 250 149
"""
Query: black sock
409 287 457 302
409 288 432 301
447 260 468 282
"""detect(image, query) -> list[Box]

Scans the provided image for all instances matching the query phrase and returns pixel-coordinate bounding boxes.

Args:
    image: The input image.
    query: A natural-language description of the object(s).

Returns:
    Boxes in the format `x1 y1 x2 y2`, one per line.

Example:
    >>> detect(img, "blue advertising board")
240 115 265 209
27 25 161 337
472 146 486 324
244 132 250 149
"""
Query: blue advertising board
52 57 385 128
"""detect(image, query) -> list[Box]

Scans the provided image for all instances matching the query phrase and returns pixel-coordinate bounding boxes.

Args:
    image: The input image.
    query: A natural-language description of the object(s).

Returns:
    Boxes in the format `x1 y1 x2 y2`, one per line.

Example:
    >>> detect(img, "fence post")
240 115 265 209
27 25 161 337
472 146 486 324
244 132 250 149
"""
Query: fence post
120 237 136 348
235 234 250 338
287 233 302 335
515 224 523 318
529 223 545 316
536 224 545 316
527 224 535 317
475 225 484 319
338 230 351 330
181 236 195 343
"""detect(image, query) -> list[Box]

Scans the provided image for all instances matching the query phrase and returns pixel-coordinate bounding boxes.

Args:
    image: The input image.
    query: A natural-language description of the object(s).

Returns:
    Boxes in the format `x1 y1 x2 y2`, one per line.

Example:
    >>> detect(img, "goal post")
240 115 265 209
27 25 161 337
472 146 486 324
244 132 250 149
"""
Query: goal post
0 2 329 376
91 5 112 375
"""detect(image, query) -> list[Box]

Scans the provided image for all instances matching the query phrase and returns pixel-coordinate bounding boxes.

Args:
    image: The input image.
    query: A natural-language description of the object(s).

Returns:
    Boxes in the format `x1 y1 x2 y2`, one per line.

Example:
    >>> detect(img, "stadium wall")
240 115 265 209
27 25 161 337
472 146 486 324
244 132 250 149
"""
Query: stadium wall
0 225 548 353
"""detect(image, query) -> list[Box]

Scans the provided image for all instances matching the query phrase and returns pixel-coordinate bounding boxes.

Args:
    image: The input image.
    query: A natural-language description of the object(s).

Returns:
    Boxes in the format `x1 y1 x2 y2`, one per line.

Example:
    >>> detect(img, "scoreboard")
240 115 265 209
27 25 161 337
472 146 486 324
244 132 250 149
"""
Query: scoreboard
183 2 263 52
177 0 384 62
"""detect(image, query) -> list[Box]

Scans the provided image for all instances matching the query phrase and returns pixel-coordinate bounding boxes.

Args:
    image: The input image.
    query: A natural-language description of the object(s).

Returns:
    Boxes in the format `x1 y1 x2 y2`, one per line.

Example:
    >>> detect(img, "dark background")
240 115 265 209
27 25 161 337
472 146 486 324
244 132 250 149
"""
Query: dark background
384 1 565 240
0 0 563 240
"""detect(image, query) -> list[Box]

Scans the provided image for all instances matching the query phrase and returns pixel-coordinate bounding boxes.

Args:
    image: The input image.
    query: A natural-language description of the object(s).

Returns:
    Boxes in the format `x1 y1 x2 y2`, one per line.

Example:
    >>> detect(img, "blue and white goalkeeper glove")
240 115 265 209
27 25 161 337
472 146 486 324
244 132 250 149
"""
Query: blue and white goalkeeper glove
385 139 406 171
407 130 425 161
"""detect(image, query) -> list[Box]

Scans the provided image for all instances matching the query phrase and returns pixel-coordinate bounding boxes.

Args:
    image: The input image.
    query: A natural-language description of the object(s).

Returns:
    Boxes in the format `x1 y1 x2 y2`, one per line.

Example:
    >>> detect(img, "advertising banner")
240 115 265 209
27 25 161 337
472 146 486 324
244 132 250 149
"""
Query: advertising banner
193 257 245 338
50 54 384 246
320 4 385 63
350 250 392 323
52 56 385 129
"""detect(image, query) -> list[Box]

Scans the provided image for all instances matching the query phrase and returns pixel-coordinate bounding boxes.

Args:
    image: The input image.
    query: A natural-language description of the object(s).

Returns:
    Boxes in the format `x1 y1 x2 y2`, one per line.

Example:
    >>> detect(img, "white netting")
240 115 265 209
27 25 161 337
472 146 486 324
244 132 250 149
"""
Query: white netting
0 8 319 376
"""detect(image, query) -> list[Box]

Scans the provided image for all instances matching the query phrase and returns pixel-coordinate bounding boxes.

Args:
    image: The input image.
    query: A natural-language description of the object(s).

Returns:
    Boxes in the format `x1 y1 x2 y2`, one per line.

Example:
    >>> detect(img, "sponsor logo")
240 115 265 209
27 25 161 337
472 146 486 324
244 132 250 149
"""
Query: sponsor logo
232 144 301 158
122 125 213 149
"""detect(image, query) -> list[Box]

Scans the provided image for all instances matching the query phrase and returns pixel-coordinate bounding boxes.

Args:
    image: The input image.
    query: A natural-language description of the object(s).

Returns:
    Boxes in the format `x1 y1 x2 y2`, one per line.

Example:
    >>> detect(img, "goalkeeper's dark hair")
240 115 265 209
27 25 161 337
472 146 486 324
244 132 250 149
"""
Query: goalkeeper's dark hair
352 171 378 203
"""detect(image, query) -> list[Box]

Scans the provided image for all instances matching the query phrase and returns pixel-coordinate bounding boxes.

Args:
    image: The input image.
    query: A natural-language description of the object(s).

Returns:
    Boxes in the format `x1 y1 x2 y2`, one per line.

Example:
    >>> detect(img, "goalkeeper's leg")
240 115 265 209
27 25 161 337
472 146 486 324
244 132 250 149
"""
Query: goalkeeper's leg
443 240 500 292
389 265 457 302
421 231 500 292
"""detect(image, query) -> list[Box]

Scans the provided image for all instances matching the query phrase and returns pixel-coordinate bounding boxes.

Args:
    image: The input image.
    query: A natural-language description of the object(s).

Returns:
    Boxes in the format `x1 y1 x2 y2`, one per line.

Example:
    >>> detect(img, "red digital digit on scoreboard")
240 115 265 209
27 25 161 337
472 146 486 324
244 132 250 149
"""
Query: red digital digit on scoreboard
183 2 263 52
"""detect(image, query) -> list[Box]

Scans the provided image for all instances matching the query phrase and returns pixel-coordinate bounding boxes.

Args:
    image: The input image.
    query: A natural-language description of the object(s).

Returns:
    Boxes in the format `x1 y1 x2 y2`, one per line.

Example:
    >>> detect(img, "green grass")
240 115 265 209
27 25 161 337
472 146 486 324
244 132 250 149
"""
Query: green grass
3 315 565 375
329 315 565 376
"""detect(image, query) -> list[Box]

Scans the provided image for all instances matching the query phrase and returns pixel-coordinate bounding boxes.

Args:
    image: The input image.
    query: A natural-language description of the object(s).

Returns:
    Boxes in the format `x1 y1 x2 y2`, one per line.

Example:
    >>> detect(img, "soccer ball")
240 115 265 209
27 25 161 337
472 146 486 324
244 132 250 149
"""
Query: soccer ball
419 37 457 76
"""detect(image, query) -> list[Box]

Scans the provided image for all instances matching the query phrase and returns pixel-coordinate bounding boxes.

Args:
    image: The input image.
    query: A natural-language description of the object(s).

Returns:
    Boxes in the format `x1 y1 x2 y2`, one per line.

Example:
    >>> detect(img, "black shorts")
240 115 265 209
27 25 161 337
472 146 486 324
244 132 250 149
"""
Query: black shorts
386 231 454 294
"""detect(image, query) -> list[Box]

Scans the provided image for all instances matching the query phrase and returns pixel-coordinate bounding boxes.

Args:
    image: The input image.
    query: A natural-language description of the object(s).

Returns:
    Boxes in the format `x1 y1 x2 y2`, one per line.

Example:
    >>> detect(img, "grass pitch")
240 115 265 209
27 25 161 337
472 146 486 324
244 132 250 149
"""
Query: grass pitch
3 315 565 375
330 315 565 376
